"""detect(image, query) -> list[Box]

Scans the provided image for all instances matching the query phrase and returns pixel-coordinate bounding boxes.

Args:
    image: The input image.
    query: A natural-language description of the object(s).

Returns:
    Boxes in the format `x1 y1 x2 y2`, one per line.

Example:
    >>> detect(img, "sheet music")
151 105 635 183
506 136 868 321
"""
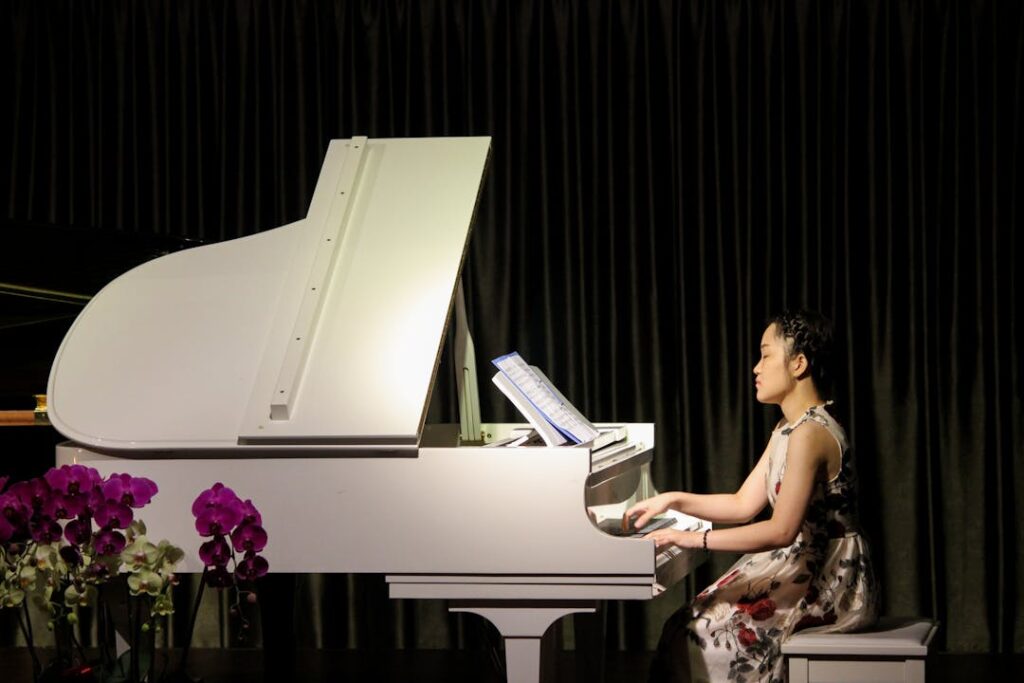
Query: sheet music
491 352 600 444
491 372 568 447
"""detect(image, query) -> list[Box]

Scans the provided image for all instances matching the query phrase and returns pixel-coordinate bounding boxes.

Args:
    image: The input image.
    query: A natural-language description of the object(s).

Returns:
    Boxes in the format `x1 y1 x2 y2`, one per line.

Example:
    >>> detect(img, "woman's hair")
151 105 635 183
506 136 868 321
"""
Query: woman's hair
767 309 835 398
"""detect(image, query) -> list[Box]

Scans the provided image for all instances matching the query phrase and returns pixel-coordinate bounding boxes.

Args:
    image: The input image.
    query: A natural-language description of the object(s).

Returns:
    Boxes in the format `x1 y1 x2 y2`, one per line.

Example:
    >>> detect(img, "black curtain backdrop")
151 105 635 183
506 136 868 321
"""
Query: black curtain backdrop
1 0 1021 656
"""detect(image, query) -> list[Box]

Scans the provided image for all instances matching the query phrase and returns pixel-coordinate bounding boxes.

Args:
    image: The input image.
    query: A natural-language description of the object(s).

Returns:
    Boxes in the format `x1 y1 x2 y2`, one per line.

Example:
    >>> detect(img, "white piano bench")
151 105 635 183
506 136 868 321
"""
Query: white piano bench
783 618 938 683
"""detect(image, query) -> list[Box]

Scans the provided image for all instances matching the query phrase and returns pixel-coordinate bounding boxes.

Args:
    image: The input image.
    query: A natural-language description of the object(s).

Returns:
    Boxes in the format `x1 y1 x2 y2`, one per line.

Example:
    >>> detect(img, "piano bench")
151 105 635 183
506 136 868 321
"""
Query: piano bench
782 618 938 683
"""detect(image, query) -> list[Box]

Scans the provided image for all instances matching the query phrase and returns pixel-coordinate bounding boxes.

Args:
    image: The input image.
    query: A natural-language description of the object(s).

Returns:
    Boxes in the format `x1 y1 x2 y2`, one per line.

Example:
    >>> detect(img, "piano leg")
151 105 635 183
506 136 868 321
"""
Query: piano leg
449 601 597 683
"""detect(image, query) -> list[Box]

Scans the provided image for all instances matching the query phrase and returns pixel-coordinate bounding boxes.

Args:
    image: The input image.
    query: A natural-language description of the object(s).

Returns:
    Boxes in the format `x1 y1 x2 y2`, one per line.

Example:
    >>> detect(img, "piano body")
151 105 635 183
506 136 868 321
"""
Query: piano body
48 136 709 683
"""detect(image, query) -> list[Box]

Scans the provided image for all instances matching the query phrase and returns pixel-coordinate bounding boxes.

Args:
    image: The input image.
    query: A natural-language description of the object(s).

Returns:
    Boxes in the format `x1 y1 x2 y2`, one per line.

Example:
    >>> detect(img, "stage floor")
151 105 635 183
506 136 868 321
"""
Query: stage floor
0 647 1021 682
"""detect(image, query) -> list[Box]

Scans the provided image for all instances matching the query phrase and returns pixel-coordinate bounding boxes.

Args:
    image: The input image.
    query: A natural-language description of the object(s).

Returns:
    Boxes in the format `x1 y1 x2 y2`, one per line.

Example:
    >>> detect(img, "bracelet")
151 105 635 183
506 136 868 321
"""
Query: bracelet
702 528 710 553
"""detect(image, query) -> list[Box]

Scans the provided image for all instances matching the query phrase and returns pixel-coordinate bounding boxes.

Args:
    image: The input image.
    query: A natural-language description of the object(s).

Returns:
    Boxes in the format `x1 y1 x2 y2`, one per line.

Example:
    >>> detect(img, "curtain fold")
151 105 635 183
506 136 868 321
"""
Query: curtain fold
1 0 1021 654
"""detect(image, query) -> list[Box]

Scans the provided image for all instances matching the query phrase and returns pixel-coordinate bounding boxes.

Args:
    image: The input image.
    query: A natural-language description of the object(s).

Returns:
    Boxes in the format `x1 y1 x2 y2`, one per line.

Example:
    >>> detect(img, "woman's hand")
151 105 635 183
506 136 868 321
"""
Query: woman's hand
623 492 679 531
644 528 702 551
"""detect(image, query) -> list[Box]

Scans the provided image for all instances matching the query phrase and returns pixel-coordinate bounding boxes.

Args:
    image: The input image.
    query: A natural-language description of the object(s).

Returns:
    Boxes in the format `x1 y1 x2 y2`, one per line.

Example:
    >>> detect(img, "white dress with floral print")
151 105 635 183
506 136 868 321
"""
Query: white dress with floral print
650 405 879 683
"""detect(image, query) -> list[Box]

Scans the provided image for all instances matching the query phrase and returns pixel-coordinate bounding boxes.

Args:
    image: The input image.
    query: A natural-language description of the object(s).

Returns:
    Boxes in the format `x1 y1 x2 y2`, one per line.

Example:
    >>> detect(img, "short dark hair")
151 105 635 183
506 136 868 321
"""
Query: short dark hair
767 309 835 398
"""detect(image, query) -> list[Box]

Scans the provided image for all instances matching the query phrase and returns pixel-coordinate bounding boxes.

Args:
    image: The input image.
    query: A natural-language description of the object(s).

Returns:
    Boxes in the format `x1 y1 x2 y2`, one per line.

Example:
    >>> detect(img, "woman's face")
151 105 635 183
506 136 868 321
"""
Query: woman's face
753 323 797 404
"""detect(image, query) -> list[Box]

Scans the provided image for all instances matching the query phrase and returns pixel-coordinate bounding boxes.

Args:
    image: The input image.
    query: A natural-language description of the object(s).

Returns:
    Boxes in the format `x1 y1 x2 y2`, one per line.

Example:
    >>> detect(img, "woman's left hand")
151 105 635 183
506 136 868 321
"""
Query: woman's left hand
644 528 702 551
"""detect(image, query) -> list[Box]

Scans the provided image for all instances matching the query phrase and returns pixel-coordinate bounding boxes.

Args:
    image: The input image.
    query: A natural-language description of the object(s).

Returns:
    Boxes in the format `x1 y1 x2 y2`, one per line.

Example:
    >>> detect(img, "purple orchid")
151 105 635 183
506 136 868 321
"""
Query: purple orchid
194 502 244 537
86 560 112 581
59 545 84 567
94 501 133 530
102 473 158 508
0 512 16 543
64 518 93 546
205 566 234 588
192 484 268 592
230 523 267 554
44 464 101 496
239 500 262 526
0 492 28 540
29 516 62 544
191 483 241 517
199 537 232 567
93 528 127 556
9 478 52 512
43 492 89 521
235 553 269 581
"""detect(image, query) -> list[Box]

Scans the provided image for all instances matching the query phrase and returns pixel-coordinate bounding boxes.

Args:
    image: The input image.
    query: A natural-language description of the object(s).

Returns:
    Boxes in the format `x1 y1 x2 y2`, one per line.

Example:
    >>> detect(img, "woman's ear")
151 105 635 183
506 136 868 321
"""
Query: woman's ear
789 353 810 380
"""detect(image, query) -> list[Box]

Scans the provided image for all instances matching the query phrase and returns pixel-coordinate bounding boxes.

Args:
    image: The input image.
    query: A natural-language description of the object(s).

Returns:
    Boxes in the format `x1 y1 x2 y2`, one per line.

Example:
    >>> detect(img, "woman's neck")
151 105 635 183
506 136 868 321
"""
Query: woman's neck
780 383 825 426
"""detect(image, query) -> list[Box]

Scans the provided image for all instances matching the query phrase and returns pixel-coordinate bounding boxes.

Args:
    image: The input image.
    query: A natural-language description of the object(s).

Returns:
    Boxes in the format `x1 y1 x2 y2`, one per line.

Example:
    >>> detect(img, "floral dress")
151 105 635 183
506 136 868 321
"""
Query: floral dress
650 405 879 683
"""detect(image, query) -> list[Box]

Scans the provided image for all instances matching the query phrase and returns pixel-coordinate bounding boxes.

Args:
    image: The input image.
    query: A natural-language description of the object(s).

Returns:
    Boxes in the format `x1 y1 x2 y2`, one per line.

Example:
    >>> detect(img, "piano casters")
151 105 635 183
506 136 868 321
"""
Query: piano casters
450 601 597 683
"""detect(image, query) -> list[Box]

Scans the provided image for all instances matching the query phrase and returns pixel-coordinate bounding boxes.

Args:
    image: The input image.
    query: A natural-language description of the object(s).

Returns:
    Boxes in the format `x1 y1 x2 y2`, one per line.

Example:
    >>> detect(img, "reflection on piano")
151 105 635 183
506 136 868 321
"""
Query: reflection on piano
47 137 710 683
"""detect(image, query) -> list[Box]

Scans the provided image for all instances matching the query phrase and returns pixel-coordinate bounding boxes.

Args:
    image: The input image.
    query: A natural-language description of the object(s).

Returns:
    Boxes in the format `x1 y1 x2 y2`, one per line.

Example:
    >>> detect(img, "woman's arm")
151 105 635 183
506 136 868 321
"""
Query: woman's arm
624 440 773 528
643 422 834 553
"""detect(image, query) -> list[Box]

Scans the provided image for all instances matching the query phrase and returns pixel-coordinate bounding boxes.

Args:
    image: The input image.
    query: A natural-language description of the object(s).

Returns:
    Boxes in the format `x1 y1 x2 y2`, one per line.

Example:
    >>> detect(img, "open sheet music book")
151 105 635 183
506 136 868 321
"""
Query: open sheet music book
491 352 603 447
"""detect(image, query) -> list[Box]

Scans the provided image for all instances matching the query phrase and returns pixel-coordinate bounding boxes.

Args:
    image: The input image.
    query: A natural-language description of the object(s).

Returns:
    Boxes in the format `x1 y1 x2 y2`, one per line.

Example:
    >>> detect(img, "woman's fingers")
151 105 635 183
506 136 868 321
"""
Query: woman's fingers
622 506 649 531
644 529 679 549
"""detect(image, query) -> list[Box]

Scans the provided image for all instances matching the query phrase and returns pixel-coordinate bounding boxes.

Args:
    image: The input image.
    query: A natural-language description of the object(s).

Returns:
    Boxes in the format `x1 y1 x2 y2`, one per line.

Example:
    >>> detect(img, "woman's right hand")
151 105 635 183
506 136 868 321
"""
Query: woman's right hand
623 492 679 531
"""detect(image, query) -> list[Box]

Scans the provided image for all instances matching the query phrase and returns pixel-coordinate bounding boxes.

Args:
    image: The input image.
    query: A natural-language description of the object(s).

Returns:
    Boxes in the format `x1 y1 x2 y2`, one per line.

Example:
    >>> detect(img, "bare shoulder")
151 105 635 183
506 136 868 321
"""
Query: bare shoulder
785 420 835 467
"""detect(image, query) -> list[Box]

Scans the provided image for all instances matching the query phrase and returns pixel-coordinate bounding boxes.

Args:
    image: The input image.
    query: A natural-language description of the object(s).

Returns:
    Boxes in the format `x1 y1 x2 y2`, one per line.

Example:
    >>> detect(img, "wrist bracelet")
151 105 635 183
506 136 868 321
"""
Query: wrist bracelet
702 528 710 553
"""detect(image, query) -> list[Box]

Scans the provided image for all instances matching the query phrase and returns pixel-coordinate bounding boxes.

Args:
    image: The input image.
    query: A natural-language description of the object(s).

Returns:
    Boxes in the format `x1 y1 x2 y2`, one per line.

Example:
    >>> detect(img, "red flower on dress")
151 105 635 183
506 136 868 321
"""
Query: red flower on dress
774 480 781 495
738 626 758 648
736 593 777 621
749 598 777 621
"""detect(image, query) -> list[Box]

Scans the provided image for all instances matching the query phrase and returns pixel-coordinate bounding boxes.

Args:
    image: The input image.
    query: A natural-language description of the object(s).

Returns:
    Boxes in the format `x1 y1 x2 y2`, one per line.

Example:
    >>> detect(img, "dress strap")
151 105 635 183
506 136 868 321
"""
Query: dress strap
780 401 834 436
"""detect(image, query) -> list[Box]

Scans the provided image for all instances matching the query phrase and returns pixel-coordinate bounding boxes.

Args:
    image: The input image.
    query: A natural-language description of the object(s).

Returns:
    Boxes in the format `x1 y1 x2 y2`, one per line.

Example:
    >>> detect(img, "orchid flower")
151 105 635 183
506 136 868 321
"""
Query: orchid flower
102 473 158 509
94 501 133 530
195 504 243 537
235 554 269 581
29 517 62 544
199 537 232 567
191 483 241 517
44 465 101 497
230 523 268 554
127 569 164 597
121 537 160 572
64 518 92 546
93 529 127 556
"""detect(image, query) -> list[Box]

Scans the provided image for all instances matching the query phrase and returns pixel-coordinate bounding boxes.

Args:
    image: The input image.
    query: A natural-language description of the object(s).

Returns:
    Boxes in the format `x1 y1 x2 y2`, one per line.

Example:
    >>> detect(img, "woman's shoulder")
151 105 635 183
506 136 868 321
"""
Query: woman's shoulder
786 404 848 451
784 417 838 451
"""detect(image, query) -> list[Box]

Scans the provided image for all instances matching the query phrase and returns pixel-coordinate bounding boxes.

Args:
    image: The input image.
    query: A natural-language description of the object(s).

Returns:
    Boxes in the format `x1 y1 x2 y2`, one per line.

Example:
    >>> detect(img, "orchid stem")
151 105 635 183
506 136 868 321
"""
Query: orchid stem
146 604 157 683
17 601 42 678
126 594 137 682
132 597 142 683
71 626 88 663
179 568 207 675
98 599 112 671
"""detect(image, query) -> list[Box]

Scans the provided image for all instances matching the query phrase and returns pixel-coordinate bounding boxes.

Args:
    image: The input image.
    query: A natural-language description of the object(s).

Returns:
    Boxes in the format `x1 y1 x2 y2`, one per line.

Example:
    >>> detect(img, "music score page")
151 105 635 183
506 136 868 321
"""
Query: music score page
491 352 601 445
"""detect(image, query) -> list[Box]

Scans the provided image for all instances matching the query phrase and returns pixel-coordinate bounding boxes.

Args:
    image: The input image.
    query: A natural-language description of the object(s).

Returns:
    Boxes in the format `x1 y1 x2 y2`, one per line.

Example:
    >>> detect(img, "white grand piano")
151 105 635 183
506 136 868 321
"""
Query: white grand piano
48 136 709 682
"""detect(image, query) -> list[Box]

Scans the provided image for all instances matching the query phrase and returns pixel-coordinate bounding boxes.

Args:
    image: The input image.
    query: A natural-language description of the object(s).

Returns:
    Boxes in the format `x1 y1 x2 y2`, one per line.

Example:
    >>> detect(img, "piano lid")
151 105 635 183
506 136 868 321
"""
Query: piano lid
47 137 492 452
1 223 198 408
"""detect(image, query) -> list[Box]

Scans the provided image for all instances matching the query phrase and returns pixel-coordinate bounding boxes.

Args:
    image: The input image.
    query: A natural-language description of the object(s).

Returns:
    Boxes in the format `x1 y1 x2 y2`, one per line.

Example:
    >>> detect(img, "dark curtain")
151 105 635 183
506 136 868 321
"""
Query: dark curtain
2 0 1022 655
